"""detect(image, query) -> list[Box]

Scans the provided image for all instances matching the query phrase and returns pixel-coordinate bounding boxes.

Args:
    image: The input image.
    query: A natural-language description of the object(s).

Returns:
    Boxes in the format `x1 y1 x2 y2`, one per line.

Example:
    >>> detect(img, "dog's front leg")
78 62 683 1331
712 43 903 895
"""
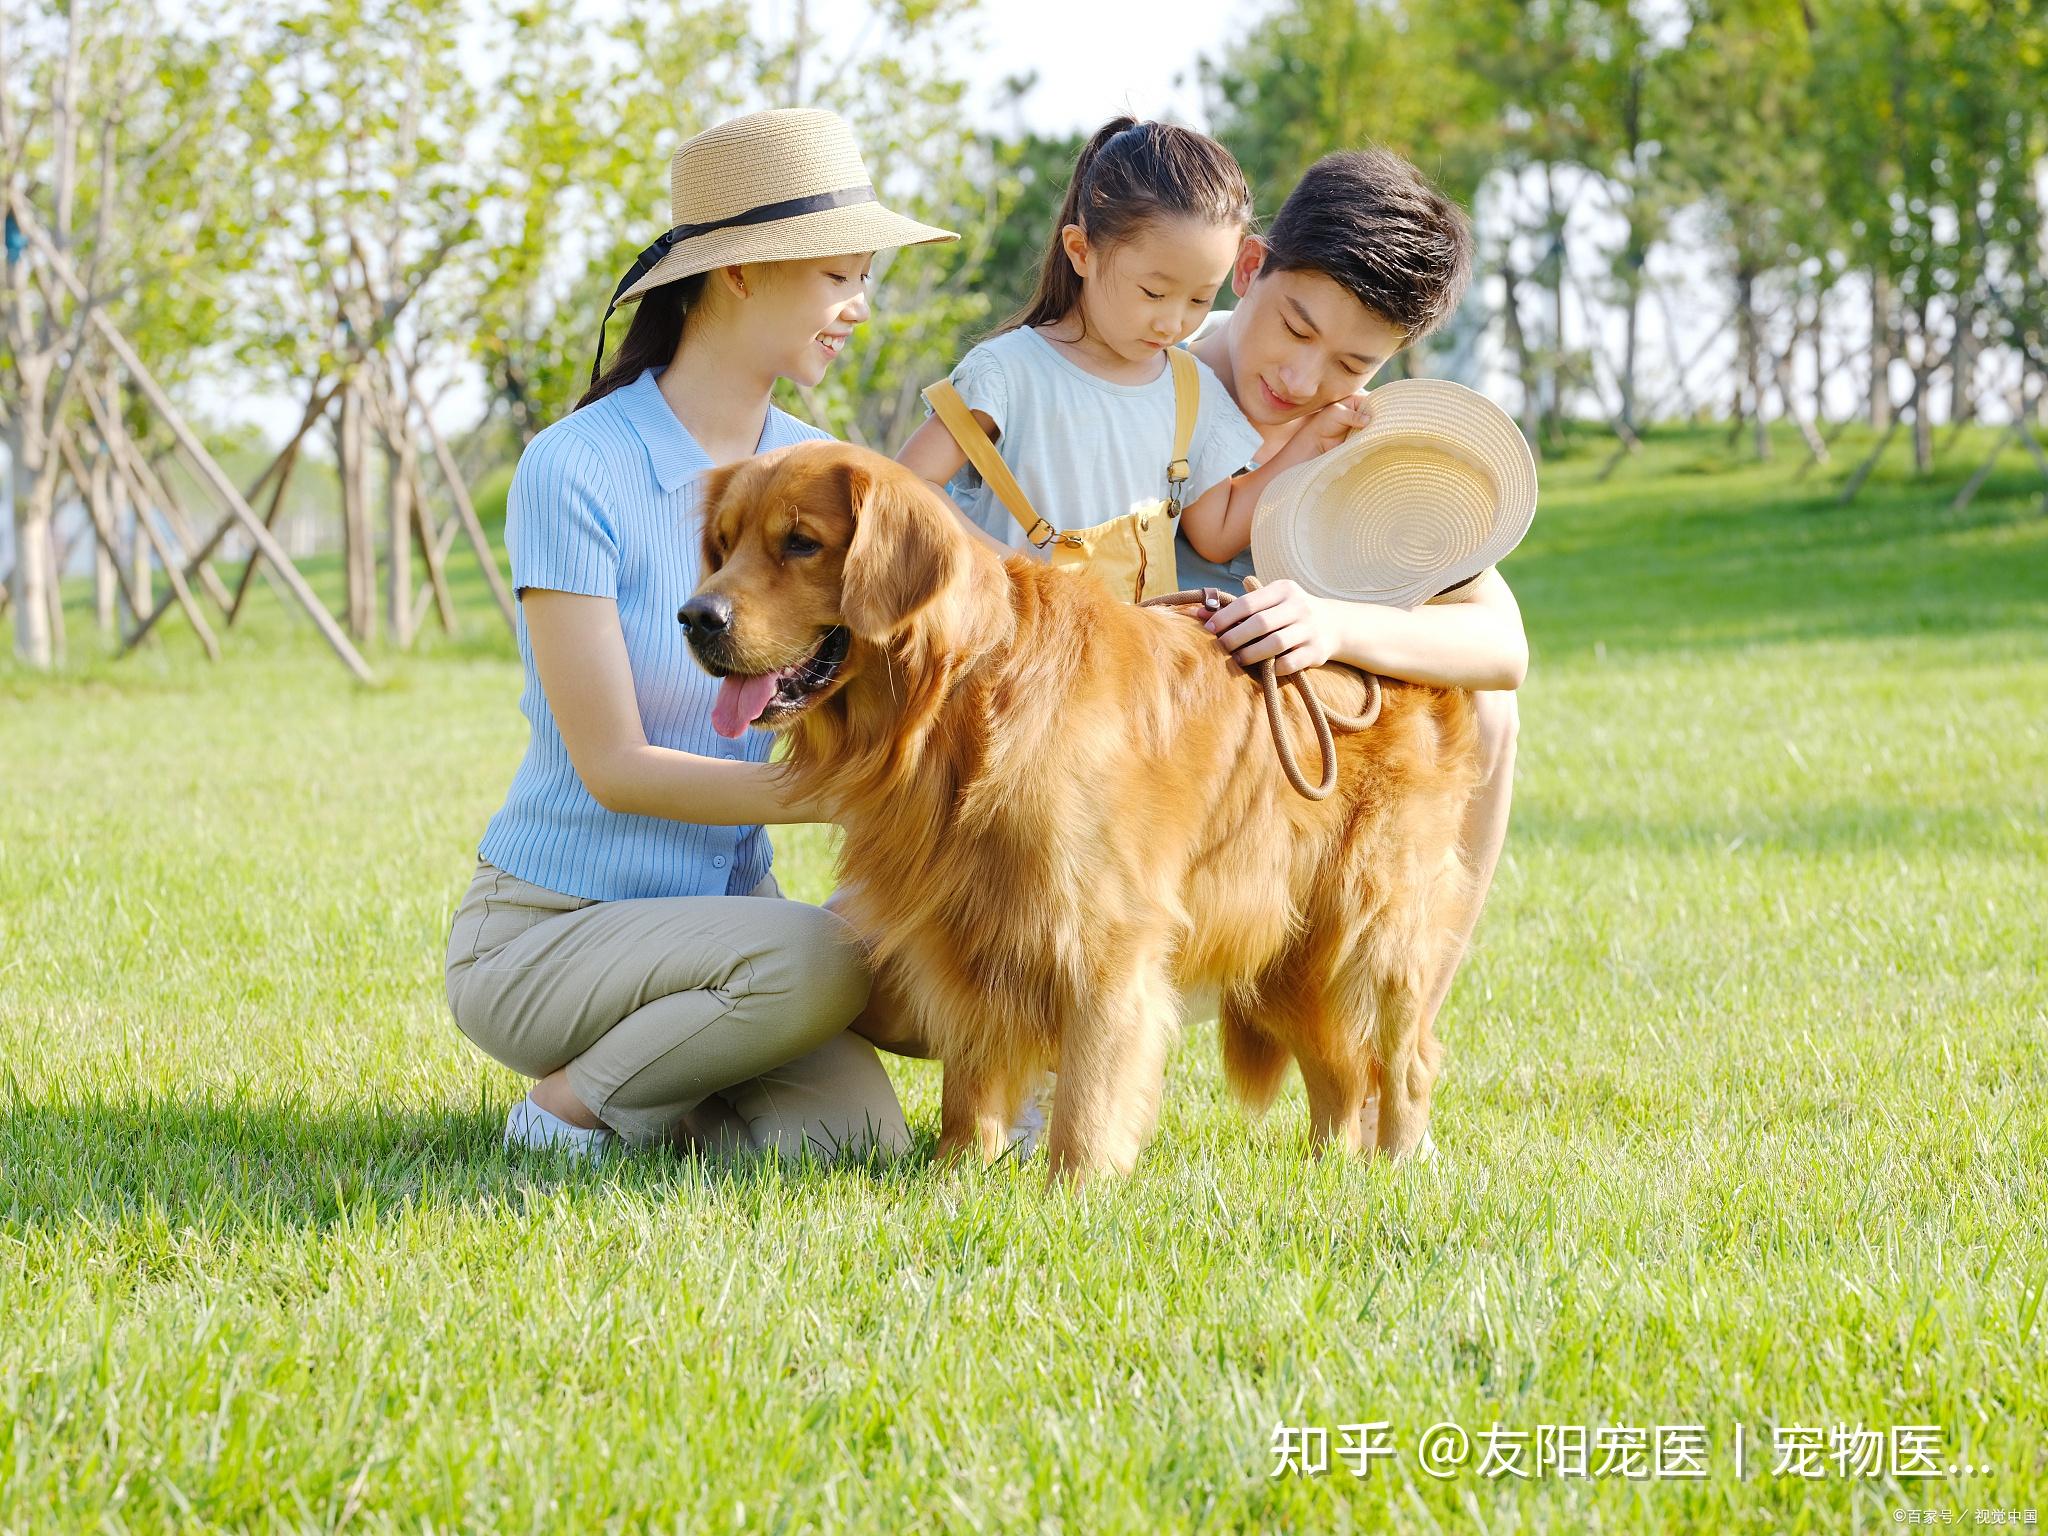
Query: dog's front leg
936 1059 1017 1167
1045 964 1175 1185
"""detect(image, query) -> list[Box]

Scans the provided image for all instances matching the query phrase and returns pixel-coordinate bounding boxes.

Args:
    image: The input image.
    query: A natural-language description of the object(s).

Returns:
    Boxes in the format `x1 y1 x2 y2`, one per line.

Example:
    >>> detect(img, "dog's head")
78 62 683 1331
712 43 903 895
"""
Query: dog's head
681 440 999 739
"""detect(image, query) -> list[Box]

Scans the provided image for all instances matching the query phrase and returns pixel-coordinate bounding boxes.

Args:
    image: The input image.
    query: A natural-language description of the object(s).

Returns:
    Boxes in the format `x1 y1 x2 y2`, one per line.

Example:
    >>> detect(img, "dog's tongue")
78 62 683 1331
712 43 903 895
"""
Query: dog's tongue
711 673 779 738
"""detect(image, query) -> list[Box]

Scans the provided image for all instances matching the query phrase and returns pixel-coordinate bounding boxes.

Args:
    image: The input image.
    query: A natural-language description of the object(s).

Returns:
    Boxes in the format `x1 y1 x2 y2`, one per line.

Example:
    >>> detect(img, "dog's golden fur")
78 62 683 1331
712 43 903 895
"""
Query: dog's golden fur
689 441 1482 1181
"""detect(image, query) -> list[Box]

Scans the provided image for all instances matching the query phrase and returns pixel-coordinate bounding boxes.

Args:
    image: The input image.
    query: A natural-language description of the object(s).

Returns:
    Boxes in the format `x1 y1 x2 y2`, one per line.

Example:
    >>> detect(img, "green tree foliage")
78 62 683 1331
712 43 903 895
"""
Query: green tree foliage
470 0 753 442
9 0 2046 510
1201 0 2046 467
1811 2 2048 382
240 0 485 397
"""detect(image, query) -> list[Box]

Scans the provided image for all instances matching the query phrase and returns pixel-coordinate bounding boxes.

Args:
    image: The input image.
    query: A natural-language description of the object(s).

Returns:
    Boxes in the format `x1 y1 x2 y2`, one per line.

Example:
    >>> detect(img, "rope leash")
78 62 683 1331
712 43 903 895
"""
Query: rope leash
1139 580 1383 801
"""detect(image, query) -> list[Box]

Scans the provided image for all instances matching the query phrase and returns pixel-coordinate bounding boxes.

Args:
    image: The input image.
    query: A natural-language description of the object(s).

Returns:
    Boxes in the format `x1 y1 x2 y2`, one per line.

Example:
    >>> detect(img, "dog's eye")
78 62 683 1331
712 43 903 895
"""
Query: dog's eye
784 531 822 558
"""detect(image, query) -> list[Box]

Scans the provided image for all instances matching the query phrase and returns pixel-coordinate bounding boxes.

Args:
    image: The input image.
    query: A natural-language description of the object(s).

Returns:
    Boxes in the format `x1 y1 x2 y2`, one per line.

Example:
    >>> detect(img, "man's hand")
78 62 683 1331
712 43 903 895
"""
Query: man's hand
1202 576 1346 677
1290 388 1373 460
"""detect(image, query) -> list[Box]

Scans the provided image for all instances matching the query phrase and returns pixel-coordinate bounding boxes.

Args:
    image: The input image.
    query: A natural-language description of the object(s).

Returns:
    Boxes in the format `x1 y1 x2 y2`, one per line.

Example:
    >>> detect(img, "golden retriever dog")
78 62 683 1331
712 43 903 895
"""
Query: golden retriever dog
680 441 1481 1183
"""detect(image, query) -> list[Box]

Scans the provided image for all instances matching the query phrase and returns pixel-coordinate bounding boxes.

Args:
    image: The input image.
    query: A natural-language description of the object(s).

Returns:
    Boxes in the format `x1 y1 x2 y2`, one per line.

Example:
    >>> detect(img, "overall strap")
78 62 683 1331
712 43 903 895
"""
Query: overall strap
1165 348 1199 509
922 380 1057 547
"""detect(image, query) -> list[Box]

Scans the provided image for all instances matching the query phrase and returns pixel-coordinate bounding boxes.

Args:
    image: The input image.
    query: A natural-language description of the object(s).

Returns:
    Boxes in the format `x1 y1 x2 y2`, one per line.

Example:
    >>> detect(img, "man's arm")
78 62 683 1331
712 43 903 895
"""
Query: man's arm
1177 391 1373 563
1204 566 1528 691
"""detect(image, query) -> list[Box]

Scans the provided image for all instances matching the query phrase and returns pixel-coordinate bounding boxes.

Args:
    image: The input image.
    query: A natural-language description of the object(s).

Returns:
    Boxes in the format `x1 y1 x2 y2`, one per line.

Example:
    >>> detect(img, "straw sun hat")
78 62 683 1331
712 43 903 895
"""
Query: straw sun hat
1250 378 1538 609
591 108 956 381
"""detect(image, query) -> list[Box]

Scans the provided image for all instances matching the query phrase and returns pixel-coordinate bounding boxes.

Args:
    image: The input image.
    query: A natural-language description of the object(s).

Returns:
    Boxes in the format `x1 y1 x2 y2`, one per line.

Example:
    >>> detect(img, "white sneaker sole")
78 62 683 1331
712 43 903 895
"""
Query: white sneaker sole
503 1099 619 1161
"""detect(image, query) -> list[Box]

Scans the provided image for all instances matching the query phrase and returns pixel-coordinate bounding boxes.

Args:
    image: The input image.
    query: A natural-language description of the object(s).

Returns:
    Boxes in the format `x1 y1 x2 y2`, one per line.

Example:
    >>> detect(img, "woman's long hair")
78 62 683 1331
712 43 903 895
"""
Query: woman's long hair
577 272 710 411
1000 117 1253 337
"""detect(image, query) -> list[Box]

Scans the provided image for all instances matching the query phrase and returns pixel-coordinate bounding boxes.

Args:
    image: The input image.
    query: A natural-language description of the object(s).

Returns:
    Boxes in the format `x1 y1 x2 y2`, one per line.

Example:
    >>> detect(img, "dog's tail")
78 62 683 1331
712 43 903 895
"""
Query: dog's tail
1219 993 1292 1113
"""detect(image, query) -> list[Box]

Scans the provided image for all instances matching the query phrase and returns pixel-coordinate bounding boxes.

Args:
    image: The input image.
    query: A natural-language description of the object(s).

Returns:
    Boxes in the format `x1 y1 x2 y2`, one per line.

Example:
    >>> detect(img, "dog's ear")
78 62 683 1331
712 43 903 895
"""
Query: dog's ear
695 459 750 574
840 455 967 641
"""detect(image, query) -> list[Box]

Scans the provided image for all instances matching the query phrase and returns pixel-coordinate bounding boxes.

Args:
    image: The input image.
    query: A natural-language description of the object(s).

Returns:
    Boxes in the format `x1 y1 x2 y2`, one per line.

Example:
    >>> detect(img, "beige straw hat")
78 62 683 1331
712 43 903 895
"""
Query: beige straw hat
1249 378 1537 608
591 108 956 381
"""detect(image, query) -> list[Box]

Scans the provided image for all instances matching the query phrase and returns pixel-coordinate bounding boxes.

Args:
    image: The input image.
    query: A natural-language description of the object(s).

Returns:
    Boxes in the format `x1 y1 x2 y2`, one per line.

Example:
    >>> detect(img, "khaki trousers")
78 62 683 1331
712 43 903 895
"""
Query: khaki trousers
444 859 909 1157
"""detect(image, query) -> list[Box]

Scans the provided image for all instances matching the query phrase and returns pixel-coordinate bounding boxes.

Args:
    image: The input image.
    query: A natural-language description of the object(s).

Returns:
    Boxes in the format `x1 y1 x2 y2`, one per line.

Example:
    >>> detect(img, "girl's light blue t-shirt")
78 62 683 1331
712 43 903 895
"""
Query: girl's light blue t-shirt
476 367 830 903
940 327 1263 551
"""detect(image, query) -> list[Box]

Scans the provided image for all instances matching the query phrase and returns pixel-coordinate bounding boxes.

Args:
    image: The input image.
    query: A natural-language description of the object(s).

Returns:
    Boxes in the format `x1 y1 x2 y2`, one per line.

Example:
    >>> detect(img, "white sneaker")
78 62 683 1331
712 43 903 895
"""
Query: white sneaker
503 1095 619 1161
1007 1073 1053 1159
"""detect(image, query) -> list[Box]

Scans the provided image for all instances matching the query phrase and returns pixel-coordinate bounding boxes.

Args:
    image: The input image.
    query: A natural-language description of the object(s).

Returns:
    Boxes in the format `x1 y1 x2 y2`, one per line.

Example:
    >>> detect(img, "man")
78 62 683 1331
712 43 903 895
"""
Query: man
1185 149 1526 1152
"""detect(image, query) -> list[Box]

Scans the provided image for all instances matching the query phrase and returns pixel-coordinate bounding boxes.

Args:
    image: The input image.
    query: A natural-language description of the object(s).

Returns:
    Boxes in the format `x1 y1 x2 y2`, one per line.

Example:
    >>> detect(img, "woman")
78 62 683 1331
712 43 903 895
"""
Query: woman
445 108 954 1159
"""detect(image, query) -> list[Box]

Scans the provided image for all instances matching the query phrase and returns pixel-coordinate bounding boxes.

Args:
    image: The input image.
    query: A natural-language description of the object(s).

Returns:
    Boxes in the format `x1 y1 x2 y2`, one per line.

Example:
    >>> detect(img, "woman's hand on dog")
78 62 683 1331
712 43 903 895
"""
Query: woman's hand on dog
1203 576 1346 678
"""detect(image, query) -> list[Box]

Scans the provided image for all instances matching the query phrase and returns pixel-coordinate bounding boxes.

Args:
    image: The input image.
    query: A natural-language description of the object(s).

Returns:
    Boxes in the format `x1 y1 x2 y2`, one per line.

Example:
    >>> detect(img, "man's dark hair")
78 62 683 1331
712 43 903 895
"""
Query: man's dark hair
1261 149 1474 341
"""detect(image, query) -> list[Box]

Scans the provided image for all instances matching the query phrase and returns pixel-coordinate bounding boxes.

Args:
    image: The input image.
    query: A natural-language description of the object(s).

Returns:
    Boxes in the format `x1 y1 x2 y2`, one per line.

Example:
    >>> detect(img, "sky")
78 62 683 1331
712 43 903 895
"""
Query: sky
756 0 1266 135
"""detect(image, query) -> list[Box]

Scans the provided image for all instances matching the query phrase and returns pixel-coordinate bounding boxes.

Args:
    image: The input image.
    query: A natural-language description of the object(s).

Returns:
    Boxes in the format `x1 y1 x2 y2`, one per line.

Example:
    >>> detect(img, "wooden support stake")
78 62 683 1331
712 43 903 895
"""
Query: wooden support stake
120 456 220 662
223 440 305 626
79 373 240 645
141 453 236 612
408 458 457 636
8 190 372 682
57 429 151 629
409 383 515 631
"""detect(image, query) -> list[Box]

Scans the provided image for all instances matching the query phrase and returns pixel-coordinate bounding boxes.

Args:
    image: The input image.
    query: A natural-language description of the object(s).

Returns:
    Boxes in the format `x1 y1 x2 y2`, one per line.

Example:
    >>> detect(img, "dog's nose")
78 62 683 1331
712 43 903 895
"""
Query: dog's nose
677 593 734 638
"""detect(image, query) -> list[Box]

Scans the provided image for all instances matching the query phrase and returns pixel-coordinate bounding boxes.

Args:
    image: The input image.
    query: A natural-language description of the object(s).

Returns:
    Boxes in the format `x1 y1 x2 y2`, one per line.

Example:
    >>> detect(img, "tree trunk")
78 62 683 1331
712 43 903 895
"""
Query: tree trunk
13 471 56 668
1737 267 1771 461
1499 250 1541 460
1618 66 1645 432
1869 271 1892 428
1542 163 1567 429
1911 301 1934 473
338 384 377 643
1808 297 1830 427
1948 295 1976 427
384 428 414 648
92 449 115 636
11 436 54 668
1620 262 1641 430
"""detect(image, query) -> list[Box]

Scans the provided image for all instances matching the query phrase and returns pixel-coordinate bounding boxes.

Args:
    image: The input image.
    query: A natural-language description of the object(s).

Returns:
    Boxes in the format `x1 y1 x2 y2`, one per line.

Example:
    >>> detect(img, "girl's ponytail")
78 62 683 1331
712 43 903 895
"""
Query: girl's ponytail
1003 116 1138 335
999 115 1251 338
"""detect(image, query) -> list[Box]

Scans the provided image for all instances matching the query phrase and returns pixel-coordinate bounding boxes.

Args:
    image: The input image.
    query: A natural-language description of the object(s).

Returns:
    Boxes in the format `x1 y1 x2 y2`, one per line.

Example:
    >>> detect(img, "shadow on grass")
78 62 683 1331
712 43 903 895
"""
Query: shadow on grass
0 1094 936 1232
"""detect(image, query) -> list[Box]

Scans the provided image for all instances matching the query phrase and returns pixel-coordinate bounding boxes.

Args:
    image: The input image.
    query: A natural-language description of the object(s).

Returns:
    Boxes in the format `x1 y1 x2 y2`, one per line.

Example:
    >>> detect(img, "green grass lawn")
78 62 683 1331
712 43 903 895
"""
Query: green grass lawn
2 424 2044 1532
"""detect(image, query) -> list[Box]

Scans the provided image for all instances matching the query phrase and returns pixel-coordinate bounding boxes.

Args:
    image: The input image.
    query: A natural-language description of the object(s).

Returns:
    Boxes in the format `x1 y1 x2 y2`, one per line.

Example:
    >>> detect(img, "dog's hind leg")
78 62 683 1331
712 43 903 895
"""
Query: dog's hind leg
1045 961 1175 1185
1367 951 1440 1163
1239 953 1372 1156
1369 838 1471 1160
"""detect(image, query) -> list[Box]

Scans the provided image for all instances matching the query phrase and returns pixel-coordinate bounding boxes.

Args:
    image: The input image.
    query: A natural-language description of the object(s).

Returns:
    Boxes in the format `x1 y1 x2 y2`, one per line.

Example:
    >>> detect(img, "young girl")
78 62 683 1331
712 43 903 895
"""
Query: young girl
896 117 1363 565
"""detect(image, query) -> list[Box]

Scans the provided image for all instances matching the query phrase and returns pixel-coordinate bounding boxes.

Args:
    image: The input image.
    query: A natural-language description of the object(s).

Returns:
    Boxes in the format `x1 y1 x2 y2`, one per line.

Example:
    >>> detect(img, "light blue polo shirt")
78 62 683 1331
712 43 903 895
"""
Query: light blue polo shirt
477 368 830 902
